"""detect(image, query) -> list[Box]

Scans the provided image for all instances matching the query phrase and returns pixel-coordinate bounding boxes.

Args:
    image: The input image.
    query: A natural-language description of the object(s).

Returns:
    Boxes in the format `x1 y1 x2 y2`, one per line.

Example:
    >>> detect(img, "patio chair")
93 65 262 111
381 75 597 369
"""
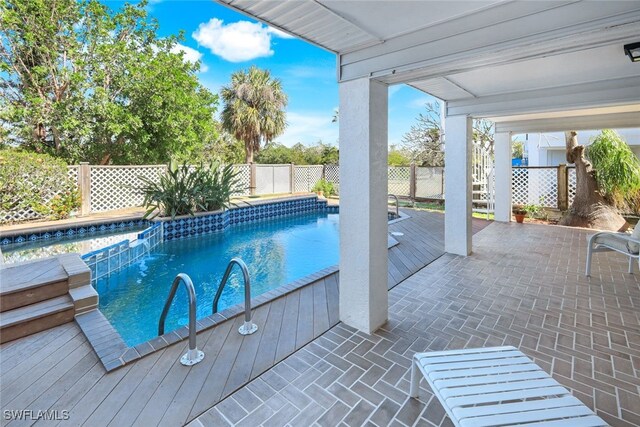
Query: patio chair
410 346 607 427
585 226 640 276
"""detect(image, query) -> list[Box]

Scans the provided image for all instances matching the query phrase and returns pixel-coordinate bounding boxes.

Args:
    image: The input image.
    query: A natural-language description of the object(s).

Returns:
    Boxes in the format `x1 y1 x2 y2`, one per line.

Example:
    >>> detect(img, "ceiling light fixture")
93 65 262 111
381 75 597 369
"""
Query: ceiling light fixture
624 42 640 62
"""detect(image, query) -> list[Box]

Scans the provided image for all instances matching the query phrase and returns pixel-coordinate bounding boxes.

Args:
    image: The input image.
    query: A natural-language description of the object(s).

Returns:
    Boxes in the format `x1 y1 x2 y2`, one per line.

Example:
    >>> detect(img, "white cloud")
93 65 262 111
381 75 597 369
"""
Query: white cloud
170 43 208 72
276 111 338 147
193 19 276 62
267 26 295 39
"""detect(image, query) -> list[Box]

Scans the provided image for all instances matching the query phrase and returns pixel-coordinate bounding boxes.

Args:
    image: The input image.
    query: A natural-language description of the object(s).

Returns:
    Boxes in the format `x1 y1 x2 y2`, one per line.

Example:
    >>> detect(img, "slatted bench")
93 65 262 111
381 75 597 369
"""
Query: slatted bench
410 346 607 427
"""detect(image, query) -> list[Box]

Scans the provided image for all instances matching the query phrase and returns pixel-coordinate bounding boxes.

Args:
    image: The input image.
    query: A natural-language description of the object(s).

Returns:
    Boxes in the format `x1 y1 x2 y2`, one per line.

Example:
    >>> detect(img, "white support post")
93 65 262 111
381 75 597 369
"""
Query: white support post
338 77 388 334
494 132 513 222
444 115 472 256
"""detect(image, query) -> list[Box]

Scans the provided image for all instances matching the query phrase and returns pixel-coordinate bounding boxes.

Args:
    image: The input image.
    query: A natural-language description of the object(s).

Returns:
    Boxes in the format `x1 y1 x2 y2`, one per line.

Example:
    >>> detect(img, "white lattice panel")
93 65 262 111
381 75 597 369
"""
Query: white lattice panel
1 167 80 224
67 166 79 183
90 165 167 212
324 164 339 194
568 167 576 205
388 167 410 196
233 164 251 196
294 166 323 192
416 167 444 199
512 167 557 207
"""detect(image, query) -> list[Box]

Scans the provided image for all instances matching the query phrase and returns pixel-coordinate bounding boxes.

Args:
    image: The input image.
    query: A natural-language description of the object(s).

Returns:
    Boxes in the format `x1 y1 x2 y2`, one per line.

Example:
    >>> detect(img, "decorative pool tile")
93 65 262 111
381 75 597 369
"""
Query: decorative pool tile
158 196 330 242
0 218 148 246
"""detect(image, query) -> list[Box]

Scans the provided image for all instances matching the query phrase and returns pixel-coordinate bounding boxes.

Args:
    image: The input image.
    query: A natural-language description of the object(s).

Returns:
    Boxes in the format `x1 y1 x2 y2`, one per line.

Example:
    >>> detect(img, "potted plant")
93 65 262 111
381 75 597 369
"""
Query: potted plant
512 204 526 223
312 179 335 198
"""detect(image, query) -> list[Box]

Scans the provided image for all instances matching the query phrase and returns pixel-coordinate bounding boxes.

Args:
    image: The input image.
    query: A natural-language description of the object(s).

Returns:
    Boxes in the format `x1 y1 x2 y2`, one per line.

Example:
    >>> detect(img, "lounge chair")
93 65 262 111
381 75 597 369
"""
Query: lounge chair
586 226 640 275
410 346 606 427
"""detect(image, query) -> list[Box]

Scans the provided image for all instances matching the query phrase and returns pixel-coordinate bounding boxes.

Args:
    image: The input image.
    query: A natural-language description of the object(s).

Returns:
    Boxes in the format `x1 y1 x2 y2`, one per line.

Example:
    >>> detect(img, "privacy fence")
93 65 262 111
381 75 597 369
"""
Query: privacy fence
2 162 576 224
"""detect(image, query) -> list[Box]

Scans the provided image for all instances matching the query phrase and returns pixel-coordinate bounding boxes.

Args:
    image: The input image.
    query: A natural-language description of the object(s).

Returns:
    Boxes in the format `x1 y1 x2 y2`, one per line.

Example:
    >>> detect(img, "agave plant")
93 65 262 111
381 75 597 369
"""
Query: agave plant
138 162 198 219
137 161 241 219
193 161 241 212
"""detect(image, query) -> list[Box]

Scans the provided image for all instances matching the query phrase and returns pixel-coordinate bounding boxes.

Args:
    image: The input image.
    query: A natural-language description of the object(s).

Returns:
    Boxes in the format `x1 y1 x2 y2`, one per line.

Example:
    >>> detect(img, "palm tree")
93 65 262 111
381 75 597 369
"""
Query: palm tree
220 67 287 163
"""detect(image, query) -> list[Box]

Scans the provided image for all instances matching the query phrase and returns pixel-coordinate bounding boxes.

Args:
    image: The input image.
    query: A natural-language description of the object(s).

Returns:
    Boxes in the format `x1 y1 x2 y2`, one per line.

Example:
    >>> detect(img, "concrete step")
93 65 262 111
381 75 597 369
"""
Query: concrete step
0 258 69 312
0 295 75 344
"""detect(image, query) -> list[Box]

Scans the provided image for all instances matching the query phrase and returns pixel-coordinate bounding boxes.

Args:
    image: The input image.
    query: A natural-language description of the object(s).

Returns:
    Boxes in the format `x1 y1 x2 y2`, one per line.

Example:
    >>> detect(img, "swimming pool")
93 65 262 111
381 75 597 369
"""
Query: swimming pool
97 211 339 346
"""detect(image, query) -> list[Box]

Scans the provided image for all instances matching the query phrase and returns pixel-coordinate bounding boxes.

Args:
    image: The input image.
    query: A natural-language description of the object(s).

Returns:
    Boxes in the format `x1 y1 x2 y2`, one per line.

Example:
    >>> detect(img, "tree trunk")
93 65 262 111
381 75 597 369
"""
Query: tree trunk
559 131 627 231
245 146 254 164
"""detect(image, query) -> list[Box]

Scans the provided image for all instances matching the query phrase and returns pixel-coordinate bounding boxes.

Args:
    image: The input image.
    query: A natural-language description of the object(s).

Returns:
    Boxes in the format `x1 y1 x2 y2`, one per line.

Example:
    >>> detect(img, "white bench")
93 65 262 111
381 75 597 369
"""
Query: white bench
410 346 607 427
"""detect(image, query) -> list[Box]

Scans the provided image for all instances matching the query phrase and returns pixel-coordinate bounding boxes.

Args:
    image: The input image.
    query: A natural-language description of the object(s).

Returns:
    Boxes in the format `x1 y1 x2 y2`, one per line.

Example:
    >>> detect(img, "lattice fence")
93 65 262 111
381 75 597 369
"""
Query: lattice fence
1 166 83 224
325 164 339 194
90 165 167 212
67 166 79 183
233 164 251 196
294 165 323 192
388 167 411 196
568 167 576 206
512 167 558 207
416 167 444 199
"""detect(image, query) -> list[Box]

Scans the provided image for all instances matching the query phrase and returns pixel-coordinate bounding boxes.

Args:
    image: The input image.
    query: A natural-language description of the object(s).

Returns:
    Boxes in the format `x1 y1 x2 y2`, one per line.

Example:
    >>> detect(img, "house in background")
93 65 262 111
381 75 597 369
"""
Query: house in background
516 128 640 166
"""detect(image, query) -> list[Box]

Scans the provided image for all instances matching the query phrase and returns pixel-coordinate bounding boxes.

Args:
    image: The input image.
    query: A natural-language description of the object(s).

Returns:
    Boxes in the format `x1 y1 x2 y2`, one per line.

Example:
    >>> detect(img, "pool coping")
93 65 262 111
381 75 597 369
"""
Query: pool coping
75 232 401 372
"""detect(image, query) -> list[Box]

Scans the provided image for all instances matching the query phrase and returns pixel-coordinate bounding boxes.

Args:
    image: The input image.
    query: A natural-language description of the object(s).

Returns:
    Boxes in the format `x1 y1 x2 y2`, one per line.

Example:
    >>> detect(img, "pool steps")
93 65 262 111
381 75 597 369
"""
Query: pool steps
0 253 98 343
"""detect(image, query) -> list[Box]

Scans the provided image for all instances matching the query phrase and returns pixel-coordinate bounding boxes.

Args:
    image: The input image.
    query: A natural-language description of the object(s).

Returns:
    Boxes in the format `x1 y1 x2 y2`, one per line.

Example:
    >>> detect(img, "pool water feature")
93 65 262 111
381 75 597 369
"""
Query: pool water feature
97 211 339 346
1 225 148 264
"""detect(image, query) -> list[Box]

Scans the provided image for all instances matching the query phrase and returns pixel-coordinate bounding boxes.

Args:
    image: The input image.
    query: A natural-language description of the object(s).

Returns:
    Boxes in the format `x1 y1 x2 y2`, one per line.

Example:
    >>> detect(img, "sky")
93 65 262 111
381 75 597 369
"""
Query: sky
104 0 437 147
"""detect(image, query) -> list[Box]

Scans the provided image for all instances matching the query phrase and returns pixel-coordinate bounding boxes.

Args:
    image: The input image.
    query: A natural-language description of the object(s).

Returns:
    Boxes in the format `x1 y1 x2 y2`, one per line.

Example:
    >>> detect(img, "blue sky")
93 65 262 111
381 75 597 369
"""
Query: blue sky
105 0 436 147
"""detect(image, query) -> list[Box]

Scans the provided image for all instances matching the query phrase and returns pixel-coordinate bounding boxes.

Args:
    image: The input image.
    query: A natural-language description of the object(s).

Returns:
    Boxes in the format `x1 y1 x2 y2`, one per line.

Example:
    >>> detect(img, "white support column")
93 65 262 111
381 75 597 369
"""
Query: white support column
339 77 388 334
444 115 472 256
494 131 513 222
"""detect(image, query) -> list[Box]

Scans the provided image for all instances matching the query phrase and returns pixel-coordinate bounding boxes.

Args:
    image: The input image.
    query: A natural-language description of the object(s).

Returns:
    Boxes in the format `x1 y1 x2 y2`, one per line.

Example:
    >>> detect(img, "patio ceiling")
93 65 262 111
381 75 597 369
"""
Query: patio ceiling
217 0 640 117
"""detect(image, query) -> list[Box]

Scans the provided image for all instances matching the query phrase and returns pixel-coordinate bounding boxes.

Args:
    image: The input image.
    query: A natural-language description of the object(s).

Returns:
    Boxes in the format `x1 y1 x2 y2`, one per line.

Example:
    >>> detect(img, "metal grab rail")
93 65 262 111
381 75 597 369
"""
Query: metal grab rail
212 258 258 336
388 194 400 217
158 273 204 366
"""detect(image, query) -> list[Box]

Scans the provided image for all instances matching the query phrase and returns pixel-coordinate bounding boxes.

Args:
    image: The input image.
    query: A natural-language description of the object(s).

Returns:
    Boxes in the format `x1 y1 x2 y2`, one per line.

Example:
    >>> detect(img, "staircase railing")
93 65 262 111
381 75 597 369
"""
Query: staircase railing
212 258 258 336
158 273 204 366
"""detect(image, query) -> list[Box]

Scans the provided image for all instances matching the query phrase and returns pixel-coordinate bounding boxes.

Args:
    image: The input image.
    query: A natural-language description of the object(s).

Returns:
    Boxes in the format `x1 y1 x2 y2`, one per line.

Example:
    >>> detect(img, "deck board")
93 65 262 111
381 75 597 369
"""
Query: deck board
0 209 481 426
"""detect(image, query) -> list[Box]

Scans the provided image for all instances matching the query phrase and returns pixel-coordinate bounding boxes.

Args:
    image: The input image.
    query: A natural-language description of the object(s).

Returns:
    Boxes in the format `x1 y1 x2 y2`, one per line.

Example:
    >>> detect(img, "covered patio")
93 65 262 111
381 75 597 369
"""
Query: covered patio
2 2 639 426
192 221 640 426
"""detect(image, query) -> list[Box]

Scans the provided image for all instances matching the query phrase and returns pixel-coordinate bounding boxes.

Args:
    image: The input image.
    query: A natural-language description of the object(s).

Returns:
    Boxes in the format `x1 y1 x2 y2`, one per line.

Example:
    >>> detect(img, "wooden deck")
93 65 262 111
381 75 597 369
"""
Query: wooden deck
0 210 486 426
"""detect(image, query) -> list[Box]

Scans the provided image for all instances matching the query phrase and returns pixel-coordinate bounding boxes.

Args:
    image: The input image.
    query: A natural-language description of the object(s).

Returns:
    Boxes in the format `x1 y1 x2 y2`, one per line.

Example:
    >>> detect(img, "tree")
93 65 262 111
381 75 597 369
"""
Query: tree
559 131 627 230
402 101 496 167
255 141 339 165
512 140 525 159
388 146 410 166
0 0 218 164
401 102 444 167
220 66 287 163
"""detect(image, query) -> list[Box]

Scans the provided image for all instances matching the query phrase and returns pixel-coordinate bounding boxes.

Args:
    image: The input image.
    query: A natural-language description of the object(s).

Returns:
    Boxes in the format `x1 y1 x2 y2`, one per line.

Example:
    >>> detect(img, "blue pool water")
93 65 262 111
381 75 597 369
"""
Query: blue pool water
97 212 339 346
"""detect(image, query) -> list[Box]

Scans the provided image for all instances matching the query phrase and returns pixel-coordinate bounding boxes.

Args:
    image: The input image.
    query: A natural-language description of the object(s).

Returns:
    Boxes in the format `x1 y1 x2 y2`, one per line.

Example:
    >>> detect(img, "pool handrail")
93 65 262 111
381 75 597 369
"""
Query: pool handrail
388 194 400 217
212 257 258 336
158 273 204 366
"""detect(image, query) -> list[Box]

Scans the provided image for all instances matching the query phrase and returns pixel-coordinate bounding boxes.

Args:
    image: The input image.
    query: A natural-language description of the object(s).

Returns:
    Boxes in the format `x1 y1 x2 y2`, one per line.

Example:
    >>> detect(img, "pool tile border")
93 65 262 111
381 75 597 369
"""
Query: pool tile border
0 218 148 246
156 196 332 241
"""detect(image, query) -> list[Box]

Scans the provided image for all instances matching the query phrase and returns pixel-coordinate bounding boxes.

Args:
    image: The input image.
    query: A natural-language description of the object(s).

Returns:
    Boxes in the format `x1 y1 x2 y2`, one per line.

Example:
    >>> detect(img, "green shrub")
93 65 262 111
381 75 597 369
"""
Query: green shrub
0 150 80 223
587 129 640 212
138 162 241 219
311 178 335 196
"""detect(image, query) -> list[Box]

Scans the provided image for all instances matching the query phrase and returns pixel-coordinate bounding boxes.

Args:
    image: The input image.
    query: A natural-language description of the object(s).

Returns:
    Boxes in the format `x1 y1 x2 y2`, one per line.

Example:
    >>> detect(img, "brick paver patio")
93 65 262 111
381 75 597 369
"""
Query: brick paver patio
191 221 640 427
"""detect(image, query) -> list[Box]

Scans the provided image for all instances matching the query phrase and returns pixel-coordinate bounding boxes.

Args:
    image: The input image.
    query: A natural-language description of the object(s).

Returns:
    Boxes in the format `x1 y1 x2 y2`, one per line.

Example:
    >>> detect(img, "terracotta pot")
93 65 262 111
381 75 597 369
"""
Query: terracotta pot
316 191 324 197
514 213 526 223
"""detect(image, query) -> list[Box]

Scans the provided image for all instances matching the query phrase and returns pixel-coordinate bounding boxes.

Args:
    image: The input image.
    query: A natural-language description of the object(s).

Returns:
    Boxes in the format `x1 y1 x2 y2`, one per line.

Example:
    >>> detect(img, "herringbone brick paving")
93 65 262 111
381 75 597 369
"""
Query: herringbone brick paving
191 222 640 427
